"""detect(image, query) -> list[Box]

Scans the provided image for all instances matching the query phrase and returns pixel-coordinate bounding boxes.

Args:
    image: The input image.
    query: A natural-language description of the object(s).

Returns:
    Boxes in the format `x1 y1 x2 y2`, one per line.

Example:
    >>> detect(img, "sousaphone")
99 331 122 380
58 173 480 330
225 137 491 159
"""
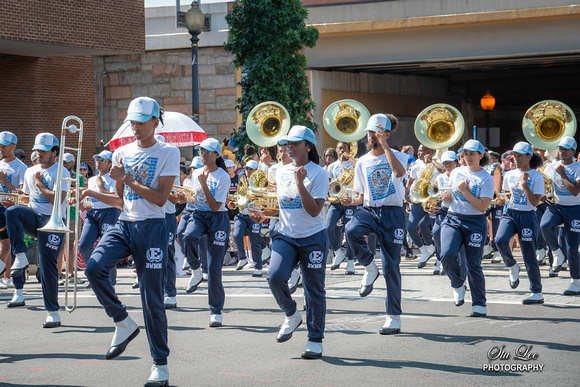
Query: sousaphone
414 103 465 150
323 99 371 147
246 101 291 147
522 100 577 150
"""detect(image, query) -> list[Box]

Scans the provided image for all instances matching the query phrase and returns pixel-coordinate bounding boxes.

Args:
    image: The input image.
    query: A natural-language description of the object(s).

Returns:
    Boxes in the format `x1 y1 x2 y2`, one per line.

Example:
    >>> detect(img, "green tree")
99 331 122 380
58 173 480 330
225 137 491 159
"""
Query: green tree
224 0 319 158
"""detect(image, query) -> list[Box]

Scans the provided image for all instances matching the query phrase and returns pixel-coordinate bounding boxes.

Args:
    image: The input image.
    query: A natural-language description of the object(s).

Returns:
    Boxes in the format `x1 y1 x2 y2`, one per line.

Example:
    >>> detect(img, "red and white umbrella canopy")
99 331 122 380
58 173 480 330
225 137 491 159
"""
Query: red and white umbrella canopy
109 111 207 150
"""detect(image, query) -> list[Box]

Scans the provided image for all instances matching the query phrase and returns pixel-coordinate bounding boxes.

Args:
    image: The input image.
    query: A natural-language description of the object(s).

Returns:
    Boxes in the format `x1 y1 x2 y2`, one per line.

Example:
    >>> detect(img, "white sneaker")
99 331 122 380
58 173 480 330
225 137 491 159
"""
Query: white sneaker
10 252 29 276
186 268 203 293
491 252 502 263
0 278 7 289
552 248 565 271
379 314 401 335
536 248 546 263
252 269 263 277
209 313 223 327
471 305 487 317
43 311 61 328
418 245 434 263
236 258 248 270
483 244 492 257
261 246 271 262
433 260 442 275
330 249 346 270
164 297 177 309
301 340 323 359
146 364 169 385
202 272 208 281
522 293 544 304
509 263 520 289
453 286 465 306
288 268 301 293
563 279 580 295
110 316 139 347
359 261 379 297
345 260 355 275
276 310 302 342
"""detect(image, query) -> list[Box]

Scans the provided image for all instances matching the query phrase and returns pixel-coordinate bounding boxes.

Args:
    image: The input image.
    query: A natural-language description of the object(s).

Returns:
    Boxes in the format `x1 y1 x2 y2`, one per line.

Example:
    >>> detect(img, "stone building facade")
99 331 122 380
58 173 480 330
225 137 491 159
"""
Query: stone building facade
95 47 238 149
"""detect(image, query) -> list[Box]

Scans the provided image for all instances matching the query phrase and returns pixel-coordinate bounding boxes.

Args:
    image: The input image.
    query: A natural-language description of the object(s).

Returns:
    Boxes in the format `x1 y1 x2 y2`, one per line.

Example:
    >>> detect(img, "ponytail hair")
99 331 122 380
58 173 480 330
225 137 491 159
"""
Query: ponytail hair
530 152 543 170
306 141 320 165
216 155 227 172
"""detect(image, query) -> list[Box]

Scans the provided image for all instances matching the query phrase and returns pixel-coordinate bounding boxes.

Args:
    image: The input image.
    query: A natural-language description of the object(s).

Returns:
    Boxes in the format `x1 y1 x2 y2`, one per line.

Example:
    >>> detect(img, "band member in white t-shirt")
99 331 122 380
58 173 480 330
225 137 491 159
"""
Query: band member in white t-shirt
253 125 329 359
540 136 580 295
439 140 494 317
84 97 180 386
344 113 407 335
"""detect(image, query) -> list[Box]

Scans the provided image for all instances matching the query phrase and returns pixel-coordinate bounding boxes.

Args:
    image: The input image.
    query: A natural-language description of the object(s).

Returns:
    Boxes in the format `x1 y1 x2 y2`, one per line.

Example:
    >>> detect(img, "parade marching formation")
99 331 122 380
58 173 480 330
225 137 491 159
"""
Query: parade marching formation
1 96 579 386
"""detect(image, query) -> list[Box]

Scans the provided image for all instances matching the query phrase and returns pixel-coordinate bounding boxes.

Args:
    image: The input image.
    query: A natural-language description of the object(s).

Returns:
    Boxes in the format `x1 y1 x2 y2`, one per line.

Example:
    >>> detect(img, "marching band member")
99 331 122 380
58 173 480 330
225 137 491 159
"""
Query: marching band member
5 133 70 328
255 125 329 359
0 132 27 281
540 136 580 295
232 159 265 277
84 97 179 387
78 150 120 288
182 138 231 327
431 150 458 275
326 141 356 273
344 113 407 334
494 142 545 304
406 145 442 268
484 151 503 263
439 139 494 317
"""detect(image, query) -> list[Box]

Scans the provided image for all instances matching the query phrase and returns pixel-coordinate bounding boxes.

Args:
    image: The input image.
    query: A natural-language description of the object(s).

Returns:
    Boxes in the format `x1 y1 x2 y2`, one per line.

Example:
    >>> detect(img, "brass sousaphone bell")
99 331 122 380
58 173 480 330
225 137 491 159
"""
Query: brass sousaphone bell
414 103 465 150
522 100 577 150
246 101 291 147
323 99 371 146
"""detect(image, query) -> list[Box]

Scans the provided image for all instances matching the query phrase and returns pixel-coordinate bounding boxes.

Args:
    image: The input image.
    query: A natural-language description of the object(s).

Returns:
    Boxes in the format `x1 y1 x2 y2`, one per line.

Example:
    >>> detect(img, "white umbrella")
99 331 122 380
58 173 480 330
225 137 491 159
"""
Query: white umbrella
109 111 207 150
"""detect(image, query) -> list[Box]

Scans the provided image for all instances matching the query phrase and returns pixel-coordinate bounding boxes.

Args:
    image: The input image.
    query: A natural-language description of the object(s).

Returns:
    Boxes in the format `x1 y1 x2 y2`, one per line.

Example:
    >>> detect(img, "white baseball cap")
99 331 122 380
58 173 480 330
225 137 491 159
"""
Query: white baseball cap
0 131 17 146
190 156 204 169
364 114 392 132
441 151 458 162
125 97 161 123
93 150 113 161
245 160 259 170
558 136 577 150
278 125 317 146
62 153 75 163
196 138 222 154
33 133 59 151
458 139 485 154
511 142 533 155
225 159 236 168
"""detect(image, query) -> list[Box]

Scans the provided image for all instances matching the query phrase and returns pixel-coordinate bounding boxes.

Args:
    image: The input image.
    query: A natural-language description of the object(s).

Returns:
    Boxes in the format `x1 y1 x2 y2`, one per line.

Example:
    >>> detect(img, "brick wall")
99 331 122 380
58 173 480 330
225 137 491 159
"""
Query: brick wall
95 47 238 146
0 55 96 167
0 0 144 52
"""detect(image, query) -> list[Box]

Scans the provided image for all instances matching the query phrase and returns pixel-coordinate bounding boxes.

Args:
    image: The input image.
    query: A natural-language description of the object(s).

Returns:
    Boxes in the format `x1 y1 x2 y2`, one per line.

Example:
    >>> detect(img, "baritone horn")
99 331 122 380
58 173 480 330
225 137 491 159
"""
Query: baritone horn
523 100 577 150
414 103 465 150
38 116 84 313
246 101 291 147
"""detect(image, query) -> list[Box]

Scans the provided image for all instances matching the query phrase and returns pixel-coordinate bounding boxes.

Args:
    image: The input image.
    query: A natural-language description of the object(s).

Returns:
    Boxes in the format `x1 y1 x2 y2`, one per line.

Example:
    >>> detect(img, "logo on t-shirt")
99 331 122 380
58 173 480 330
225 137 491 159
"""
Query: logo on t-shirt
278 171 302 209
366 163 394 200
508 176 529 206
123 156 158 201
553 169 576 197
452 173 479 203
29 172 50 204
194 179 218 211
0 169 13 193
146 247 163 269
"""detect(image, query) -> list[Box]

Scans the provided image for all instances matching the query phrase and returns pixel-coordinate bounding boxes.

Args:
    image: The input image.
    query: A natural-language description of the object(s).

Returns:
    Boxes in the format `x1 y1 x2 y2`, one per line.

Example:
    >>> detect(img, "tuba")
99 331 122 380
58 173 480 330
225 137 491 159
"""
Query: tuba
38 116 84 313
247 101 291 147
244 170 279 218
411 104 464 204
323 99 370 203
523 100 577 151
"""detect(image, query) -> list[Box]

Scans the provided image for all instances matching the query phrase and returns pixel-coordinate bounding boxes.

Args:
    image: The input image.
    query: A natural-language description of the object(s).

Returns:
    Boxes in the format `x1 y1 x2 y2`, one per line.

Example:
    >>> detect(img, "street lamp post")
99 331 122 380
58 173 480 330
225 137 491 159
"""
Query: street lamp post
480 91 496 148
184 1 205 124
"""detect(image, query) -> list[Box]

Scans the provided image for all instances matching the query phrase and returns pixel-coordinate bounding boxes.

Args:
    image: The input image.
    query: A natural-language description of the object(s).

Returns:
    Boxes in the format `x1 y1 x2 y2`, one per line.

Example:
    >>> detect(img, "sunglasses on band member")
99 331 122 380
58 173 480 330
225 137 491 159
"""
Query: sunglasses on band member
80 168 88 171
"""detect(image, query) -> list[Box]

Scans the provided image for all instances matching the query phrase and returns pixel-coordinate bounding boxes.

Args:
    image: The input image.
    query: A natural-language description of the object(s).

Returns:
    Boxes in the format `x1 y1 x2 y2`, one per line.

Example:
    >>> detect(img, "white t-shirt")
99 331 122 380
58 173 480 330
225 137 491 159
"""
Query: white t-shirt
113 141 180 222
23 163 70 216
192 167 229 212
276 161 329 238
544 160 580 206
88 173 116 210
502 169 544 211
163 176 180 214
352 151 407 207
435 172 452 209
327 159 354 180
409 159 427 180
0 158 27 193
268 161 282 184
448 166 494 215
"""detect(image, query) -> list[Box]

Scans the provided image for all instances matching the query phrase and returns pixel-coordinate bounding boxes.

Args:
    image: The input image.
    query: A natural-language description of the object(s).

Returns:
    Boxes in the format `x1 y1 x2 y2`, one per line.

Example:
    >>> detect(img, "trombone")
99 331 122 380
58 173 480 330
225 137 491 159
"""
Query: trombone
38 116 84 313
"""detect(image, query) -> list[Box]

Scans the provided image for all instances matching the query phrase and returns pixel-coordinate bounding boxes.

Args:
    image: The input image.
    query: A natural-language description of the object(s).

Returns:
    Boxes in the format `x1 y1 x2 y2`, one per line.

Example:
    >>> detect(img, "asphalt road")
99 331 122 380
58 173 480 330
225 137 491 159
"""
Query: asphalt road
1 252 579 387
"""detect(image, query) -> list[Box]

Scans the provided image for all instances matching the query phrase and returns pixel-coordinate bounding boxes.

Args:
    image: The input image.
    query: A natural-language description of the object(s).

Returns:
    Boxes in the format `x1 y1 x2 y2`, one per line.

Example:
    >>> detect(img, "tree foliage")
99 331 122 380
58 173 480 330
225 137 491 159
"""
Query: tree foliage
224 0 319 158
